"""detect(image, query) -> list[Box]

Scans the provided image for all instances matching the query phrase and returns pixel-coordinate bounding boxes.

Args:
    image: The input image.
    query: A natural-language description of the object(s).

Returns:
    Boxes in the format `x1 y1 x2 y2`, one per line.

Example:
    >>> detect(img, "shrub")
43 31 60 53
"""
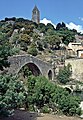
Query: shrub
28 43 38 56
41 105 50 113
57 63 72 84
26 75 81 116
0 75 26 116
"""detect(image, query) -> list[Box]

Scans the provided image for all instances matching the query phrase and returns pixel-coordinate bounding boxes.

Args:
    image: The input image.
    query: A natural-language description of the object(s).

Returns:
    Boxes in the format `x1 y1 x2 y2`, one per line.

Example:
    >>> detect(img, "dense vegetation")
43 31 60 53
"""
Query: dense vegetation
0 75 26 116
0 17 82 117
0 74 81 116
26 75 81 115
0 17 81 57
57 63 72 84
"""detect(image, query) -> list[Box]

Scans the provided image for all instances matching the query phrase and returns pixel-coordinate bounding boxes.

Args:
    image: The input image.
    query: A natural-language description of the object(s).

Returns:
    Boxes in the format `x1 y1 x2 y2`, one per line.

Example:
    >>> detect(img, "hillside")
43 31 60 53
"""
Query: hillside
0 17 83 118
0 17 82 61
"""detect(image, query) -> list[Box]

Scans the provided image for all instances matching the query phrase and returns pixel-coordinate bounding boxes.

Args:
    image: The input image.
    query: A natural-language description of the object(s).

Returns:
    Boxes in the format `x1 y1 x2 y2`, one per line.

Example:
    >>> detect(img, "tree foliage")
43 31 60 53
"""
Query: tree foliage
56 22 66 30
25 75 81 115
0 33 19 71
0 17 82 117
0 72 81 116
56 28 75 45
28 43 38 56
19 33 31 45
57 63 72 84
0 45 11 70
45 35 61 49
0 75 26 116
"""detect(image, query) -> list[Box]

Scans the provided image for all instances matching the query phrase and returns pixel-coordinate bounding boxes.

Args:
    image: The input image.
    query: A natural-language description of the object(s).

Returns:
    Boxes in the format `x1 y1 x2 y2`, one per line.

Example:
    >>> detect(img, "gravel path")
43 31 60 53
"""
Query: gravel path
0 111 82 120
37 114 82 120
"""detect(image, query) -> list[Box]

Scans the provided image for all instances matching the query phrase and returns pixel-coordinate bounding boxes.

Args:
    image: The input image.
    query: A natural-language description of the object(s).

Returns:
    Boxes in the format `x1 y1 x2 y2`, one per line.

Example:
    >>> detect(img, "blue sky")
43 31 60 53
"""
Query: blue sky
0 0 83 32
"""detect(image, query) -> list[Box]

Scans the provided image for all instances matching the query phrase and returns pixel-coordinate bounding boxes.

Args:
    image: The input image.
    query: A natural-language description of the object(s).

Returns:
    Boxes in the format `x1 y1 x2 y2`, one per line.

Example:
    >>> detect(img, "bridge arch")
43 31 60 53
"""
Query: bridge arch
48 70 52 80
17 62 43 76
8 55 54 80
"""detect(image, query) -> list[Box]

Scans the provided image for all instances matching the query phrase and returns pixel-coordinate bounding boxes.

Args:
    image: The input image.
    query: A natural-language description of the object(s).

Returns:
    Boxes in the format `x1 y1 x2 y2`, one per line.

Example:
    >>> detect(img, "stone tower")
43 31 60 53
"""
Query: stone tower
32 5 40 24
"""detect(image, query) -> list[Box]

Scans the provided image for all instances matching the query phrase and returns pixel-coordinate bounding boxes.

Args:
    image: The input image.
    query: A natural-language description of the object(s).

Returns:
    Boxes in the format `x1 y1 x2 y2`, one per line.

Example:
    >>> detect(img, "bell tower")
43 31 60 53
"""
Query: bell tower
32 5 40 24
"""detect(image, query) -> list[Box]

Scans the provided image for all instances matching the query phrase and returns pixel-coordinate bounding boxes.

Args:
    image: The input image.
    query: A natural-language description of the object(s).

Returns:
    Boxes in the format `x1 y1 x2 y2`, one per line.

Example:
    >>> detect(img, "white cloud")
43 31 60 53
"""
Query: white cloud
40 18 83 33
66 22 83 33
40 18 56 28
40 18 52 25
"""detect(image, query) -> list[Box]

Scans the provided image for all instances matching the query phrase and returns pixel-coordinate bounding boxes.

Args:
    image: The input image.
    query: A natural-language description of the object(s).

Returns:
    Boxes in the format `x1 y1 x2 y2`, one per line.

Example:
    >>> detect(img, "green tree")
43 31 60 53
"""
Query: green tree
32 33 40 42
0 37 19 71
45 35 61 50
19 33 31 45
12 33 19 45
19 66 32 78
56 22 66 30
26 75 81 115
0 75 26 116
57 28 75 45
46 23 55 31
57 63 72 84
36 40 44 51
38 23 46 33
0 44 11 71
58 94 81 115
28 43 38 56
0 32 8 45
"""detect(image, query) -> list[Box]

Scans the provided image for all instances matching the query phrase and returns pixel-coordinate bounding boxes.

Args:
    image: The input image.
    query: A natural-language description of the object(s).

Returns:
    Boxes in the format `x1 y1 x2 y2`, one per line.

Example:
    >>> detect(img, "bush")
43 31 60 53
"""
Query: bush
28 43 38 56
0 74 80 117
0 75 26 116
26 75 81 116
57 63 72 84
41 105 50 113
10 47 20 55
76 108 81 115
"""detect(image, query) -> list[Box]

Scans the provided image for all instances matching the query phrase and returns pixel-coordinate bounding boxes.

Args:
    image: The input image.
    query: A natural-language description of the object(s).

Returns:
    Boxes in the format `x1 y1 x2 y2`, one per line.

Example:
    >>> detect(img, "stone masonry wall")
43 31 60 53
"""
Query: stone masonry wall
65 58 83 81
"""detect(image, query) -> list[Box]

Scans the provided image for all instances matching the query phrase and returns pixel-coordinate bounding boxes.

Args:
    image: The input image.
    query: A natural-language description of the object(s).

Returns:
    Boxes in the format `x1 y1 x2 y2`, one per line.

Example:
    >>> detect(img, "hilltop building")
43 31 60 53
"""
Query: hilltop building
65 42 83 58
32 5 40 24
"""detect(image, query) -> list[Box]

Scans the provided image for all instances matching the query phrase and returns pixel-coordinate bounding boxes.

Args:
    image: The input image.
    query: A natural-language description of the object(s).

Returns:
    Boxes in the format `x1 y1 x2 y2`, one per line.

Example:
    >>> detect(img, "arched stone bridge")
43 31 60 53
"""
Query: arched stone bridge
8 55 54 80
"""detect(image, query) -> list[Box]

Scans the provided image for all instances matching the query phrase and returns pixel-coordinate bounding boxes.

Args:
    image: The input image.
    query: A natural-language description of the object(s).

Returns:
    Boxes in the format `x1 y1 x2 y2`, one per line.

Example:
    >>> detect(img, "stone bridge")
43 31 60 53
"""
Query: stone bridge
8 55 54 80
